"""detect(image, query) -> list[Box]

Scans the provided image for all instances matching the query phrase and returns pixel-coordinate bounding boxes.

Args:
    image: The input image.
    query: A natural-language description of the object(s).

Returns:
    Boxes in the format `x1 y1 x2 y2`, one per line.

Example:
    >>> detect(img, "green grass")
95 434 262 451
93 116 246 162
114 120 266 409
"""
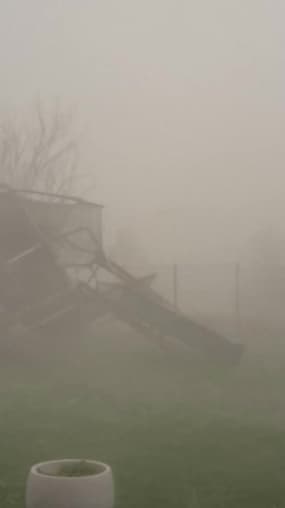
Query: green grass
1 324 285 507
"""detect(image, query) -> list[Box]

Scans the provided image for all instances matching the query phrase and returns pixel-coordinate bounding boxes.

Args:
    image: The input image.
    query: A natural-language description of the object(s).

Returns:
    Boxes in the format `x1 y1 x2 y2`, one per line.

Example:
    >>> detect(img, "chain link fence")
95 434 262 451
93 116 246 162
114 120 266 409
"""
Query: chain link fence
126 262 285 338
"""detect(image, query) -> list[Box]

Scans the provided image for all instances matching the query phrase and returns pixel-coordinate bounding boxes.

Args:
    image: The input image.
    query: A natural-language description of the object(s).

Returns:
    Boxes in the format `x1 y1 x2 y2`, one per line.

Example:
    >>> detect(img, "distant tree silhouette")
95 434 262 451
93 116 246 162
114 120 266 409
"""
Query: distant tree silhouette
0 101 79 194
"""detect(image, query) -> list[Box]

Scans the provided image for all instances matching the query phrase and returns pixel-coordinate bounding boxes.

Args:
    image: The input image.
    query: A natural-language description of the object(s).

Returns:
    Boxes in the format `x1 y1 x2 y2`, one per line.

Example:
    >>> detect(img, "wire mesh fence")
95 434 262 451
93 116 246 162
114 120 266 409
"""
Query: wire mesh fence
124 262 285 338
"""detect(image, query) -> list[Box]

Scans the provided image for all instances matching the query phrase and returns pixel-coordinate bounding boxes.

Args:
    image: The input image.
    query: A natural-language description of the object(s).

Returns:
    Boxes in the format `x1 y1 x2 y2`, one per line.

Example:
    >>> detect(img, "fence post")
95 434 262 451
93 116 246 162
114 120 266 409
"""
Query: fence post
235 262 241 337
173 263 178 309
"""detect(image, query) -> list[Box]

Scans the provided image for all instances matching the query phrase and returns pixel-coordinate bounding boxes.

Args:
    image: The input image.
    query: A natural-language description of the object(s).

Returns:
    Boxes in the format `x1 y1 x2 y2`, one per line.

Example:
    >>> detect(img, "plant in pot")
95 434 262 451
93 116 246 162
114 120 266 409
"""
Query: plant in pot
26 458 114 508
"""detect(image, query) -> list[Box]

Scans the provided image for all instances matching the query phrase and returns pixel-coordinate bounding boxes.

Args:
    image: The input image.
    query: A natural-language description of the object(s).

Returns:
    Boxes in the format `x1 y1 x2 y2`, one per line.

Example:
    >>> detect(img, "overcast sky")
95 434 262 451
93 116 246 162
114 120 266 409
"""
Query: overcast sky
0 0 284 262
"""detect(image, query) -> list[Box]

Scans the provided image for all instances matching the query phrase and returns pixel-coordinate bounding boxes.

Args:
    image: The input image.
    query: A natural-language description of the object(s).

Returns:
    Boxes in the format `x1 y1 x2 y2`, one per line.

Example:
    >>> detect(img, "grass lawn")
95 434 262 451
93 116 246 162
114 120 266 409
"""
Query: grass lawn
0 323 285 507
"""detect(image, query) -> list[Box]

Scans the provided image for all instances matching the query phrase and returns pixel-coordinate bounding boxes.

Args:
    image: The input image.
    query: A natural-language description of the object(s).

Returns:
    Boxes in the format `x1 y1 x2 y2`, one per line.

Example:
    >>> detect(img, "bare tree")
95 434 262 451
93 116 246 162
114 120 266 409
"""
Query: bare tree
0 102 79 194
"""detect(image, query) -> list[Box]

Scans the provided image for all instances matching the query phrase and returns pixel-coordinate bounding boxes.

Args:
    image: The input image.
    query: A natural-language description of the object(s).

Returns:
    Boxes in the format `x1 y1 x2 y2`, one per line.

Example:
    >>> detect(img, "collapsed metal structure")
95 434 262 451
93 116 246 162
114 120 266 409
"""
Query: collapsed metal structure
0 186 243 364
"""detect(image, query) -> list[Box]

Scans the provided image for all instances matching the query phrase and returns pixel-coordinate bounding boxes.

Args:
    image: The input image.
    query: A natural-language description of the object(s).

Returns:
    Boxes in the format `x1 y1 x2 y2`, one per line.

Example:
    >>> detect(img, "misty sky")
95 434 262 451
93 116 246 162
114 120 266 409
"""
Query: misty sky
0 1 285 262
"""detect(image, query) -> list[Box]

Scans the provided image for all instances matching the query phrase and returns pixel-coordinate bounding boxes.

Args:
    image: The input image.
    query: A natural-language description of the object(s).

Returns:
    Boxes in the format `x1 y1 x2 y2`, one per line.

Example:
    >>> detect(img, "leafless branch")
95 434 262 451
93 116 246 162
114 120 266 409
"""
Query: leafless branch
0 102 81 194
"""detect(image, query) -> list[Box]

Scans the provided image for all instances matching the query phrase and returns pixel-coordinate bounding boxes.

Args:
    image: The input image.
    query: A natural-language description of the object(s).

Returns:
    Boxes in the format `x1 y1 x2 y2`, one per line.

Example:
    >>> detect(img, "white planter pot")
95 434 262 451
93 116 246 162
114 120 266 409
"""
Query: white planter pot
26 459 114 508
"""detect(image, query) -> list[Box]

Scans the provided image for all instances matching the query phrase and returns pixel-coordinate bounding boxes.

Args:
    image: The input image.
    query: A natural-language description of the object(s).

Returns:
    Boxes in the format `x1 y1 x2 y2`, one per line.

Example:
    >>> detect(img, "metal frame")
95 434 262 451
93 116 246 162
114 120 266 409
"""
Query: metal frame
0 185 243 364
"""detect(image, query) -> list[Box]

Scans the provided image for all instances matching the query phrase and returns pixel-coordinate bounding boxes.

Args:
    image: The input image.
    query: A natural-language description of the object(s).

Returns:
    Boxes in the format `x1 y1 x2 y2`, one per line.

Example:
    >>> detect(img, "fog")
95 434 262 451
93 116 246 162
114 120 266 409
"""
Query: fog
1 3 285 508
0 0 285 266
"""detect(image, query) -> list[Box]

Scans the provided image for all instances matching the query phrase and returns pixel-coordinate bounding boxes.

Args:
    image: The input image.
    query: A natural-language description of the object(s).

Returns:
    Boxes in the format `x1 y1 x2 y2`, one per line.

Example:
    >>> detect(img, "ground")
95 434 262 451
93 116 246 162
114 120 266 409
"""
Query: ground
0 320 285 508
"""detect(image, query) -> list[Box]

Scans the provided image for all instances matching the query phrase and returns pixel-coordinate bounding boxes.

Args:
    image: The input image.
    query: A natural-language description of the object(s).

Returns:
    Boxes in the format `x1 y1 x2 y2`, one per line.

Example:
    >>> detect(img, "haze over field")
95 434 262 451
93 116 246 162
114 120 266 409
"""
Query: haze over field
0 1 284 265
1 3 285 508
